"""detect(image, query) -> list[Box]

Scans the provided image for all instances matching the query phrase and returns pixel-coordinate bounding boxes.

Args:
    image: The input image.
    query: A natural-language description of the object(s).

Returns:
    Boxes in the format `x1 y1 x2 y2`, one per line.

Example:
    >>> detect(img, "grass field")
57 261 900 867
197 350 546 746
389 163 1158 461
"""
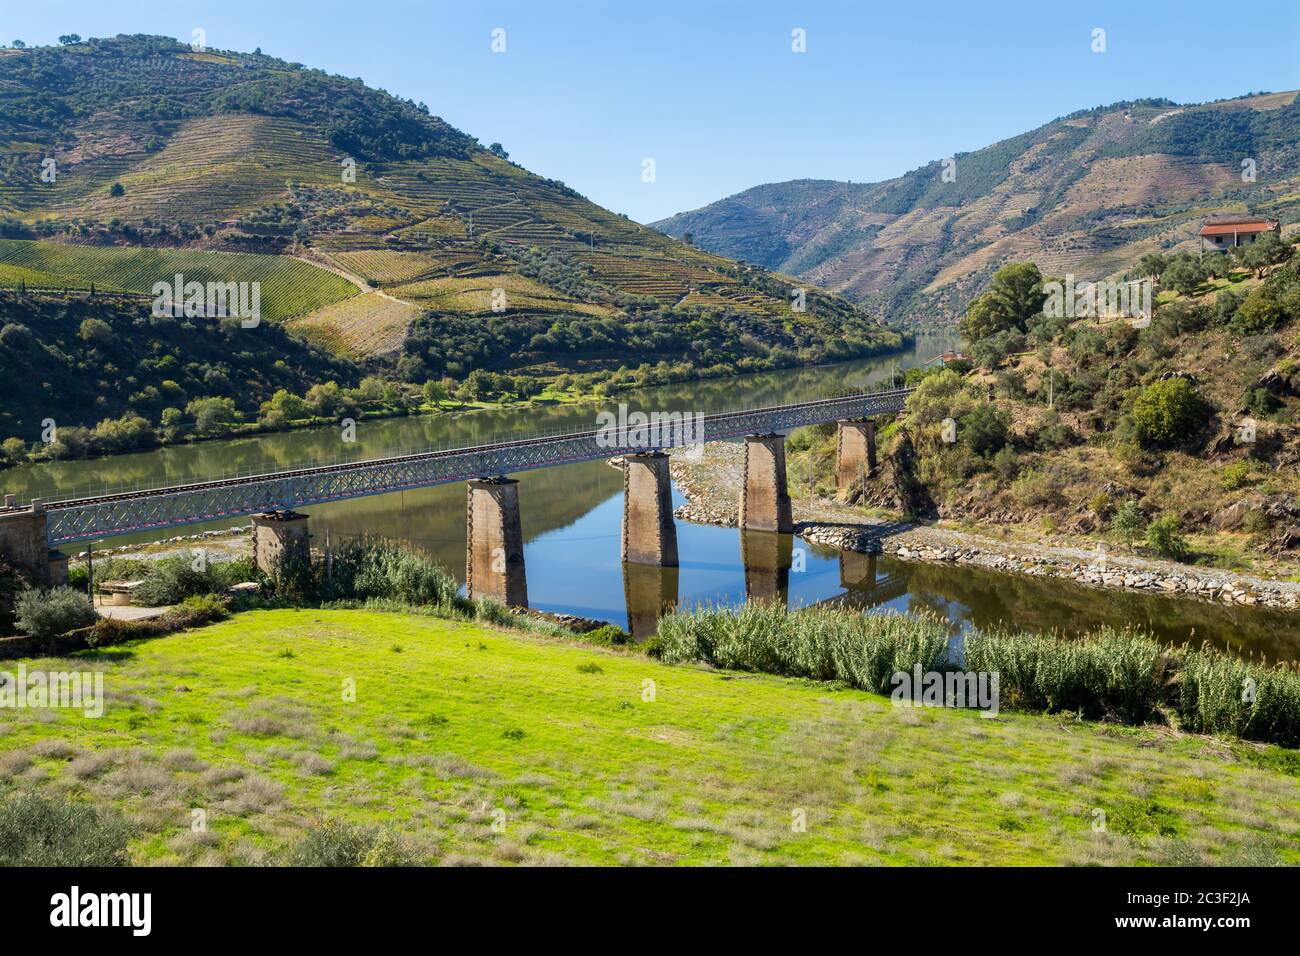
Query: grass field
1 608 1296 866
0 240 358 323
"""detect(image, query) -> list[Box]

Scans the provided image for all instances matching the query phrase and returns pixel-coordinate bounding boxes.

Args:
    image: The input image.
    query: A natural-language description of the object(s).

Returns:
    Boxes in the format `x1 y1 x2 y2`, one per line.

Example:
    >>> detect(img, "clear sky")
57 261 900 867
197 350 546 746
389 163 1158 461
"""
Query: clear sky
9 1 1300 223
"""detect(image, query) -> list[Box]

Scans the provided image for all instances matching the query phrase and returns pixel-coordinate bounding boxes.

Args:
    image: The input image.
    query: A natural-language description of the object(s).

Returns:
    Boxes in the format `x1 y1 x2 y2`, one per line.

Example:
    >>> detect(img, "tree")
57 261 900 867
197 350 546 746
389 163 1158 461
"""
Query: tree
58 34 82 45
959 262 1046 341
1162 255 1204 296
77 318 112 345
1200 251 1231 280
488 143 509 160
109 182 125 197
258 389 308 428
185 397 241 436
1111 500 1147 551
1131 378 1210 448
1 437 27 464
1240 231 1290 278
11 40 25 49
1137 253 1167 282
422 379 447 406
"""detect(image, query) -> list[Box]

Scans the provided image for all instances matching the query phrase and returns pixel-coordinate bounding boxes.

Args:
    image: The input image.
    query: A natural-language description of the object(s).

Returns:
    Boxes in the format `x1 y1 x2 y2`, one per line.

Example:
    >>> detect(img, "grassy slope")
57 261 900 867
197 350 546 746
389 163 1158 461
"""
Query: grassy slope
1 608 1296 866
0 239 358 324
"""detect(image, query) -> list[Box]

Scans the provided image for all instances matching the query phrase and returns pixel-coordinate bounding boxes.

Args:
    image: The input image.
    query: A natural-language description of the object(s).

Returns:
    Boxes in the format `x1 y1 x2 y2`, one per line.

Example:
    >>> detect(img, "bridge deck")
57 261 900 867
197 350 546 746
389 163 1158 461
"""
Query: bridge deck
34 388 914 545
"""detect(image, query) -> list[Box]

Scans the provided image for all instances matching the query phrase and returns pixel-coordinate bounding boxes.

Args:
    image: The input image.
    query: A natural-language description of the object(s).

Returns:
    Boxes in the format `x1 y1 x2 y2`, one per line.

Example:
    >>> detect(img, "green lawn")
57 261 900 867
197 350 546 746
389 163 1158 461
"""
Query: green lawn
1 608 1296 866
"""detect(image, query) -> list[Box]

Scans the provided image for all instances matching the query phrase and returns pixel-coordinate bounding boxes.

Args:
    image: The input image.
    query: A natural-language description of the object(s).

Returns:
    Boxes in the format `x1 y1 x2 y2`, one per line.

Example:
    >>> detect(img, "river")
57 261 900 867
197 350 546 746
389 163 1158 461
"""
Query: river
4 335 1297 662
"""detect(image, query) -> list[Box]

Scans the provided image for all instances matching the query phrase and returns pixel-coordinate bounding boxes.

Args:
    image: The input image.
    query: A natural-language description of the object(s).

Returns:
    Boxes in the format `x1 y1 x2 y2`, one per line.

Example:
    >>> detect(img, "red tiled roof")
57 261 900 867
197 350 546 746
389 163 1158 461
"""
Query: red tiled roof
1200 219 1278 237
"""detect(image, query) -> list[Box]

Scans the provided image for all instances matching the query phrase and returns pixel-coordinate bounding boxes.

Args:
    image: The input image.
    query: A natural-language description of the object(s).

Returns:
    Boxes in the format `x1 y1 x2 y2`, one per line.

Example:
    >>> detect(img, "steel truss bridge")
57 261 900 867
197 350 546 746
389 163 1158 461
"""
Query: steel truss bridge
37 388 914 546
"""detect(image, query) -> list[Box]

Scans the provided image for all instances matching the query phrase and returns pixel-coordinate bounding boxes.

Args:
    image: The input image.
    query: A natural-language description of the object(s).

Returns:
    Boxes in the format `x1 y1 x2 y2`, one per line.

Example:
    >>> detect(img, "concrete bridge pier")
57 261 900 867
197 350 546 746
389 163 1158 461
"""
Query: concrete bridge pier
620 452 678 567
0 498 55 584
622 561 679 640
739 434 793 533
251 510 311 576
740 529 793 606
835 419 877 499
465 477 528 608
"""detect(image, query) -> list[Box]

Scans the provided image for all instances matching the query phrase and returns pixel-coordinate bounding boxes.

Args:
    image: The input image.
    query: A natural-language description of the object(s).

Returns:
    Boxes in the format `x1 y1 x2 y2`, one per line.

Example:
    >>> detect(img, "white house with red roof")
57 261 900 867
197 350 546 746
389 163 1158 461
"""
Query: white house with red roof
1199 215 1280 253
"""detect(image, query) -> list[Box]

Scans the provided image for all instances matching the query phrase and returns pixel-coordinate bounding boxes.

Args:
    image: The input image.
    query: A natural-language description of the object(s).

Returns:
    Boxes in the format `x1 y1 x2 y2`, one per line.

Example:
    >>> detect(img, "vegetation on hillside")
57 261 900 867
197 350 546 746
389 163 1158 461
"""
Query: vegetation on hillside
0 33 901 404
790 237 1300 572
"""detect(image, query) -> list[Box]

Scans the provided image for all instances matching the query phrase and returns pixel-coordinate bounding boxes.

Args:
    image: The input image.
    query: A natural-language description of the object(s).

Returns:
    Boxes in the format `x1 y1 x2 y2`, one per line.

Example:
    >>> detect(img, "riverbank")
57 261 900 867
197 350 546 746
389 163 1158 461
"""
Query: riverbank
2 607 1295 865
669 442 1300 613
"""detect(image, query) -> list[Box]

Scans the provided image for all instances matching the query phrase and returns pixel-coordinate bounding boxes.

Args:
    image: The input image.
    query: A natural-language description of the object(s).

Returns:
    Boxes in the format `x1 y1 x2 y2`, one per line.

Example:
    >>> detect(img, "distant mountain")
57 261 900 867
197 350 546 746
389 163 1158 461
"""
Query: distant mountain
0 34 898 376
654 91 1300 327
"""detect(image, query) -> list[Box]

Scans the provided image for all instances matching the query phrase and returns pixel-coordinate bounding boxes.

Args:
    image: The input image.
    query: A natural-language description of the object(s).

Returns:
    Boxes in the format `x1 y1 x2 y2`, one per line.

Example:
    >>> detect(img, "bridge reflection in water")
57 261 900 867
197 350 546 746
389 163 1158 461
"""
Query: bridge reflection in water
619 532 912 640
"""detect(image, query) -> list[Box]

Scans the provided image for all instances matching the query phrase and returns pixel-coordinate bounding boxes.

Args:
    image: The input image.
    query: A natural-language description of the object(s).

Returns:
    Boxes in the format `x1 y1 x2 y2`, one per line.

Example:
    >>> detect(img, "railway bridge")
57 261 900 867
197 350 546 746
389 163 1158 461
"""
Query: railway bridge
0 387 914 604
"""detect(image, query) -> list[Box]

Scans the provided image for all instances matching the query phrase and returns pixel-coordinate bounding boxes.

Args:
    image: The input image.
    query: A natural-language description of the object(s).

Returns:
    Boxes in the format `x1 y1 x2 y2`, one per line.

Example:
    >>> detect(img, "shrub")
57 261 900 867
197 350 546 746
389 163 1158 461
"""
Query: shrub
1145 514 1190 561
656 601 951 693
1221 461 1256 491
960 403 1010 457
654 606 1300 747
15 586 98 638
0 792 131 866
1131 378 1211 448
132 555 253 606
286 819 415 866
1109 500 1147 549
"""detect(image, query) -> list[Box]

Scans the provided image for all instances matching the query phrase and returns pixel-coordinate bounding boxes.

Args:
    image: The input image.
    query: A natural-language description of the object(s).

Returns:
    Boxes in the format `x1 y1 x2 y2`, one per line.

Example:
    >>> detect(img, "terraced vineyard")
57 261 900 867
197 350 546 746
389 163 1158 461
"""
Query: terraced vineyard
287 292 423 357
0 240 358 323
390 273 615 317
0 35 900 374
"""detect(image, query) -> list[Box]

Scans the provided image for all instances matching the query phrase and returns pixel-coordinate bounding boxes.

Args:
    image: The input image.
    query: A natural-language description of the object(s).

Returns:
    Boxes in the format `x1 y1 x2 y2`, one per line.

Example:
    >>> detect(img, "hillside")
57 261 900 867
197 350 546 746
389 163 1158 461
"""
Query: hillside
783 238 1300 578
0 34 899 379
654 91 1300 328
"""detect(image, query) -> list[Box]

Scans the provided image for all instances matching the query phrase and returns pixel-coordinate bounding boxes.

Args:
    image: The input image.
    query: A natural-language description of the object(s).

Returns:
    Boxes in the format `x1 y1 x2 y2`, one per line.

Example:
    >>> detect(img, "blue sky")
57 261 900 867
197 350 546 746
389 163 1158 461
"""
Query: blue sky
10 1 1300 222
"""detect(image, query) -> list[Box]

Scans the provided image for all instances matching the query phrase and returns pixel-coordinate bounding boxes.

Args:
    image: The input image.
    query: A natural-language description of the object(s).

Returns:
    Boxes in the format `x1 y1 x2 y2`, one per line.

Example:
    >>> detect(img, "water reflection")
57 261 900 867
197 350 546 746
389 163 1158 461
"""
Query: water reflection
740 530 793 605
623 562 679 639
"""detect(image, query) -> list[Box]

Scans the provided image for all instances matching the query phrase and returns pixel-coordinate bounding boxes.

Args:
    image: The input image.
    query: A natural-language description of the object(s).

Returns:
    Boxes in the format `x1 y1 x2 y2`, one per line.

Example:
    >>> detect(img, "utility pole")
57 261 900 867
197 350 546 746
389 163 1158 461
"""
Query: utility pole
1048 367 1055 409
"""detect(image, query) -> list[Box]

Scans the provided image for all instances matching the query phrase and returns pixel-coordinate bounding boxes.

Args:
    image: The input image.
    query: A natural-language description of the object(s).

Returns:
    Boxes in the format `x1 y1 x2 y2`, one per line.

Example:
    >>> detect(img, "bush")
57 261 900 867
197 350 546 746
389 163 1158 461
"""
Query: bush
15 586 98 638
0 792 131 866
132 555 253 606
960 403 1010 457
654 605 1300 747
1145 514 1190 561
656 601 951 692
287 819 414 866
1131 378 1211 448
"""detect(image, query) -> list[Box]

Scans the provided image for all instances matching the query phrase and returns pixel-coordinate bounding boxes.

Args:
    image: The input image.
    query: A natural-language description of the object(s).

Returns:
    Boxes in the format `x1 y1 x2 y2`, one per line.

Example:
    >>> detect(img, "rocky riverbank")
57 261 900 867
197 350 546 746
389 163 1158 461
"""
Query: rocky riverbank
668 443 1300 612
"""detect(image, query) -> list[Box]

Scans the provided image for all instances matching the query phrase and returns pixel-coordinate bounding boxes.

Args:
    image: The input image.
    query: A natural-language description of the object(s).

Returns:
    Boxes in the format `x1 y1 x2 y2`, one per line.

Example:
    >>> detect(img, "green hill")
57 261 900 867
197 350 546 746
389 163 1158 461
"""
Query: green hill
654 92 1300 328
0 239 357 323
0 34 899 372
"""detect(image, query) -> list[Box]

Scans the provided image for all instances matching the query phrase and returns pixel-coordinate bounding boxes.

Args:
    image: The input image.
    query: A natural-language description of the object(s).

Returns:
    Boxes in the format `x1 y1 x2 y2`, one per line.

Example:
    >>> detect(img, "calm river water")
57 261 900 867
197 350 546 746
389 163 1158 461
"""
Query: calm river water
5 335 1297 662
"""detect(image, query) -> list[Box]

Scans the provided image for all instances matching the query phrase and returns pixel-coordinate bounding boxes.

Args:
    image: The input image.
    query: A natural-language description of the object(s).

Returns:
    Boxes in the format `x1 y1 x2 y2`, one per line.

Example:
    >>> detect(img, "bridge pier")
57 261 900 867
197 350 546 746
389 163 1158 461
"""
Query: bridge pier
835 419 877 498
251 511 311 576
621 452 678 566
465 478 528 608
0 499 56 585
739 434 793 533
741 530 792 605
